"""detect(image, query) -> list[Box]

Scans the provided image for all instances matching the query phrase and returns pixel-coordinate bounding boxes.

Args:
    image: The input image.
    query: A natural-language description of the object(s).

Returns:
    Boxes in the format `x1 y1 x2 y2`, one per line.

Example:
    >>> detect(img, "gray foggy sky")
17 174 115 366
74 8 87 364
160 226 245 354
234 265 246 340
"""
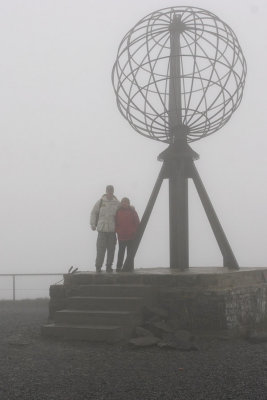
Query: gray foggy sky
0 0 266 273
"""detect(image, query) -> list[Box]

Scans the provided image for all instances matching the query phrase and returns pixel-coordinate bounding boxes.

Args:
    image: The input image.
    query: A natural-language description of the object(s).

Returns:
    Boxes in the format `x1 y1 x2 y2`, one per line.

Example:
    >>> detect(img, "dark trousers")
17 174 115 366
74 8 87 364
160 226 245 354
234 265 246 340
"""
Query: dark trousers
95 232 117 270
117 240 134 270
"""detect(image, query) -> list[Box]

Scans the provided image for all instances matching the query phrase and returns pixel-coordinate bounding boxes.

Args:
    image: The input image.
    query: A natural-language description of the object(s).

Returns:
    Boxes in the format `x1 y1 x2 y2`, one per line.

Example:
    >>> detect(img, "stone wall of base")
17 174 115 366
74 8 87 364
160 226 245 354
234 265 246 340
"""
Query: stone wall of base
224 285 267 331
160 284 267 334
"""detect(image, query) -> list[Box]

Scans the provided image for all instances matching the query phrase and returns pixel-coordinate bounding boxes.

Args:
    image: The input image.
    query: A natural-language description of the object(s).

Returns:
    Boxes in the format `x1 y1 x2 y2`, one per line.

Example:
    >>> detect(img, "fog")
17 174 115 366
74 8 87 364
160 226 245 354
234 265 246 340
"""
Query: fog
1 0 267 285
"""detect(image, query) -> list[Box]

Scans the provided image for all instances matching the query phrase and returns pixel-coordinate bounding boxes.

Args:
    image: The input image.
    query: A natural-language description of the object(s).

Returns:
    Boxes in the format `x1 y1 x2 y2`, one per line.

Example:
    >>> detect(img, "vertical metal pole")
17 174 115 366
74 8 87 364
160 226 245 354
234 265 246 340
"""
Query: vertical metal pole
169 159 188 269
168 15 189 269
168 15 183 130
12 275 16 301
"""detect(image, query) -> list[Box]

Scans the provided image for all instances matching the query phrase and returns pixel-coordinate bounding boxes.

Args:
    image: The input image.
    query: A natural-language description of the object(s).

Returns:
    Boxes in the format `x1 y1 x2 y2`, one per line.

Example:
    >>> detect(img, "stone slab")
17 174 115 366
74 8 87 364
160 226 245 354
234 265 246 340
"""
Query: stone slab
64 267 267 290
41 323 123 342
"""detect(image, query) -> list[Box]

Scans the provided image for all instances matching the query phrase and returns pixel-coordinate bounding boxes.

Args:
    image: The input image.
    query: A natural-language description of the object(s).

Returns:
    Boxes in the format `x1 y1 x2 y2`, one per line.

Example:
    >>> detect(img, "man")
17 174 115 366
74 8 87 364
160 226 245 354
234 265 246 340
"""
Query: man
90 185 120 272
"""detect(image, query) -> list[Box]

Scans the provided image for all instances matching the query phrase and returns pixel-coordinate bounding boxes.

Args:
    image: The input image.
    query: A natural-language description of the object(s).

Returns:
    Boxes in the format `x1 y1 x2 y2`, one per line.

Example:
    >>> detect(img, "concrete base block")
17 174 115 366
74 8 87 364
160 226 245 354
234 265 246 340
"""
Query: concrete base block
43 267 267 341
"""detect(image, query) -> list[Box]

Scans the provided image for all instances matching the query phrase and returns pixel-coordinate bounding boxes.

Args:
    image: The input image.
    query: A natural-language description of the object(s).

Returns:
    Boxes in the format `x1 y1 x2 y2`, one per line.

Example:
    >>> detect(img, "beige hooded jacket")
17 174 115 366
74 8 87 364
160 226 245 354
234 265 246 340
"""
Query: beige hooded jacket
90 194 120 232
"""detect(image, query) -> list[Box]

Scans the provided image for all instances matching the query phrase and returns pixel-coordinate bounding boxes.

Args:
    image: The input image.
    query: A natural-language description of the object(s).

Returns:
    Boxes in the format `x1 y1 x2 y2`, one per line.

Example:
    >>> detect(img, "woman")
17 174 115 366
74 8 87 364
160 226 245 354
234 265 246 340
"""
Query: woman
115 197 140 272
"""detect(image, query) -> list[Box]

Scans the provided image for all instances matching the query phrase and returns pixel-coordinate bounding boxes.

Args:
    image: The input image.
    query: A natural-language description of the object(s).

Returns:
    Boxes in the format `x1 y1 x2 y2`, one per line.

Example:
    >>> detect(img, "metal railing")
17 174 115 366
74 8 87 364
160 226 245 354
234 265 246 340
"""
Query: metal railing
0 273 64 301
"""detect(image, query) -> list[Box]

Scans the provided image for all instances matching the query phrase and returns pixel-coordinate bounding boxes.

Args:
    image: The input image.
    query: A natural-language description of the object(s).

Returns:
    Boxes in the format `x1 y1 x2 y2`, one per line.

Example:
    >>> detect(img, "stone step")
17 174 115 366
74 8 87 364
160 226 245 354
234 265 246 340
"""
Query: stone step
41 323 123 342
63 268 267 290
67 296 144 311
69 284 156 298
45 280 159 342
64 273 145 286
54 309 142 326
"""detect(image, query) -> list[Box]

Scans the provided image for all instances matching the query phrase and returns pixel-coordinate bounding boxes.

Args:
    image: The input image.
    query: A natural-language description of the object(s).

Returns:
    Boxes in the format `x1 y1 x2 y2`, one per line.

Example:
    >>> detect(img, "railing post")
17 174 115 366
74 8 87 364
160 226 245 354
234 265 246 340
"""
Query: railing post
12 275 16 301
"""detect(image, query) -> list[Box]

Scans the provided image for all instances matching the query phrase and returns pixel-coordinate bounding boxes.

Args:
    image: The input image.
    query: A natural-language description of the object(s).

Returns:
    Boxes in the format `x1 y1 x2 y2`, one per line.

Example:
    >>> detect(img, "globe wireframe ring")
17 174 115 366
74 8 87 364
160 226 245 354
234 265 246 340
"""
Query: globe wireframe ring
112 6 247 144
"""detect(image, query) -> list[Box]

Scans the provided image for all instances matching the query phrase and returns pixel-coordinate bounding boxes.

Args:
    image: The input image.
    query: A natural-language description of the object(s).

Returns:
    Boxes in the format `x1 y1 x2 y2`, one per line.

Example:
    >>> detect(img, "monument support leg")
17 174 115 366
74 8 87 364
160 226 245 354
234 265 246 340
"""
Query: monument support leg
190 162 239 269
169 158 189 270
122 163 166 270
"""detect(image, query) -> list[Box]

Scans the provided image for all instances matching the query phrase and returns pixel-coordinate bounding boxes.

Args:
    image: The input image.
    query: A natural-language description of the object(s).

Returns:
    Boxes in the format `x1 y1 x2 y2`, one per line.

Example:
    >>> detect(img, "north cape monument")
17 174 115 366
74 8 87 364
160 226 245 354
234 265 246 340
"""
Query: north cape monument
112 6 247 270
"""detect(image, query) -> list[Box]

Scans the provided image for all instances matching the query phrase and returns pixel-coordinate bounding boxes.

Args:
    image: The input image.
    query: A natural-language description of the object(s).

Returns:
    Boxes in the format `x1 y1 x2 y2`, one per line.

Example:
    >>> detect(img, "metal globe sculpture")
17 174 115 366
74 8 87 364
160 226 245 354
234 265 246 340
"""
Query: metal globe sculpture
112 6 247 144
112 7 246 271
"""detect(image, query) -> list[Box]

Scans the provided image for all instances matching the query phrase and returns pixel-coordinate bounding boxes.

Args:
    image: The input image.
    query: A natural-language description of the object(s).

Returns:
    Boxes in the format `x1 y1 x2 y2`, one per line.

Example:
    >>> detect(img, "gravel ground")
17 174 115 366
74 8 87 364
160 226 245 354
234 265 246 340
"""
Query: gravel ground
1 299 267 400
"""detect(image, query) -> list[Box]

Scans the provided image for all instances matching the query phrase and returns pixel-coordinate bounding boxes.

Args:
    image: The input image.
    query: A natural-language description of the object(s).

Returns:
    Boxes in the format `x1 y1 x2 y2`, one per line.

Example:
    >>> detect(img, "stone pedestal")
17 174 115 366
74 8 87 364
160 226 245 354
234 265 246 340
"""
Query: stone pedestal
44 267 267 340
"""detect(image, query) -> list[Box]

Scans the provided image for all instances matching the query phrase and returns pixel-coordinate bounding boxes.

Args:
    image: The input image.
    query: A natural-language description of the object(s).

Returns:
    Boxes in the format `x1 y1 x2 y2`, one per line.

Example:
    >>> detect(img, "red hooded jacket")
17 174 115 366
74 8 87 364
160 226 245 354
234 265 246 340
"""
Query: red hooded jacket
115 206 140 241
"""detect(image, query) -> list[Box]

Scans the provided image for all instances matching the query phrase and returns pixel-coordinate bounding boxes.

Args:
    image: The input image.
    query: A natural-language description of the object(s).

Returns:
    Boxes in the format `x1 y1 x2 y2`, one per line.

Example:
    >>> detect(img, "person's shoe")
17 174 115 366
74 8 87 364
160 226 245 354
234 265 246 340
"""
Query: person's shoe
106 266 113 273
96 267 102 273
116 267 122 273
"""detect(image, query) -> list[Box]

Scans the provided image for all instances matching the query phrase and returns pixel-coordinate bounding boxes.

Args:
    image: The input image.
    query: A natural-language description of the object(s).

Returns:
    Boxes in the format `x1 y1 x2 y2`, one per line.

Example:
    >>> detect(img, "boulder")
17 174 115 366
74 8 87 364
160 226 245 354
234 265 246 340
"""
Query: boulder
247 332 267 344
135 326 154 337
161 330 198 351
129 336 160 347
144 305 169 319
